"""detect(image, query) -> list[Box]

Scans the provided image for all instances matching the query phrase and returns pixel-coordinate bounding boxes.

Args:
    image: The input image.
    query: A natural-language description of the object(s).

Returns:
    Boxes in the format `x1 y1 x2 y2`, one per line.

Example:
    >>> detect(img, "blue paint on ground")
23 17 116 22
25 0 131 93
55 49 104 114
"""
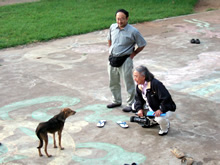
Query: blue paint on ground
72 142 146 165
0 96 80 121
0 144 27 164
171 76 220 103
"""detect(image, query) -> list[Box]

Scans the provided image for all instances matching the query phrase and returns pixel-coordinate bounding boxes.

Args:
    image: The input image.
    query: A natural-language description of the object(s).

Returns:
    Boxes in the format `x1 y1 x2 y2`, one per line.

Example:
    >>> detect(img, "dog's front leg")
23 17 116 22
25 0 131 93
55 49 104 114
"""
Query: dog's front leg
53 133 57 148
58 130 64 150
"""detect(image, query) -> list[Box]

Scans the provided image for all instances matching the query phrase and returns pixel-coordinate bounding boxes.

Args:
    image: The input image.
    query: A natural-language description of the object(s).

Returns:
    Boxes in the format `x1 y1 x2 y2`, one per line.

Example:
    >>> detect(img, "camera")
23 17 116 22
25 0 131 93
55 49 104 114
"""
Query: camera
130 115 157 128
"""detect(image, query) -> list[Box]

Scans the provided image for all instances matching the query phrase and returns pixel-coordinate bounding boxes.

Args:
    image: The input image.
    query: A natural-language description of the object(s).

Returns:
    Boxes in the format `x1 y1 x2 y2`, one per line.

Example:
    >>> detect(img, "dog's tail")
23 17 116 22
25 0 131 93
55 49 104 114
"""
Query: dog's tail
36 127 43 149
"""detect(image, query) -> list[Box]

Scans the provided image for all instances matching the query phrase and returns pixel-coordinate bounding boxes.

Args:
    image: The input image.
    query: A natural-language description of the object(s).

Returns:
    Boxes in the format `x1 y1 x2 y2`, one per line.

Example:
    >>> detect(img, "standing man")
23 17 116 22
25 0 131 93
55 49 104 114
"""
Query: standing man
107 9 146 112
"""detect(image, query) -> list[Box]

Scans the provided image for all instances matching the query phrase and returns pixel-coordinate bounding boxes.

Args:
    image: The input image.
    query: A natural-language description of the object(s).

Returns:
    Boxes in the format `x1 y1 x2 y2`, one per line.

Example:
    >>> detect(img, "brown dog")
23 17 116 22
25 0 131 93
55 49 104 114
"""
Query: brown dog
35 108 76 157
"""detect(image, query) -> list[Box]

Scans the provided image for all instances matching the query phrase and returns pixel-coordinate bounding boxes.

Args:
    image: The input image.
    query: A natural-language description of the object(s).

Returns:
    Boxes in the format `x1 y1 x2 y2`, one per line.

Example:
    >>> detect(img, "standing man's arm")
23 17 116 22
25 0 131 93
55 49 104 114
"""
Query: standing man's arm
130 46 145 59
108 40 112 47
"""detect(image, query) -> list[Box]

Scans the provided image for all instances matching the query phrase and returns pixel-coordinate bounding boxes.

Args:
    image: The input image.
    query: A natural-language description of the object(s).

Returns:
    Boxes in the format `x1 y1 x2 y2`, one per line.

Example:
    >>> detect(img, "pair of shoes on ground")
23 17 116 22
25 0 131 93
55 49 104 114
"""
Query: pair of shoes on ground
190 38 200 44
97 120 128 128
158 122 170 136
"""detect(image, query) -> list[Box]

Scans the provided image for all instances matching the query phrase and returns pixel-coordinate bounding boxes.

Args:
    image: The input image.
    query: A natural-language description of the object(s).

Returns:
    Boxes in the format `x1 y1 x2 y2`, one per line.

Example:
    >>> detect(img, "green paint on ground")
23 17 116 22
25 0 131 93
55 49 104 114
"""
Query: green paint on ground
0 96 80 121
72 142 146 165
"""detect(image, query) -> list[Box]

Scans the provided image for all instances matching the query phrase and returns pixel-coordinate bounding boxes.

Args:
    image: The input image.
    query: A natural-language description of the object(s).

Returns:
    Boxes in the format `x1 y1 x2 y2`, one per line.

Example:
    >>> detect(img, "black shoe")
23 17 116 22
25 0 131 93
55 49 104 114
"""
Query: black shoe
107 103 121 108
195 39 200 44
122 106 132 112
190 38 196 43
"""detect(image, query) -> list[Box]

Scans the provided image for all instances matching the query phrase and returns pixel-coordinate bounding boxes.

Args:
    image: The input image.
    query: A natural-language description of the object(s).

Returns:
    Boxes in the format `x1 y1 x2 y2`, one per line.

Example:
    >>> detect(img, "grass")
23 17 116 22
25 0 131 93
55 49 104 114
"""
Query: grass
0 0 198 49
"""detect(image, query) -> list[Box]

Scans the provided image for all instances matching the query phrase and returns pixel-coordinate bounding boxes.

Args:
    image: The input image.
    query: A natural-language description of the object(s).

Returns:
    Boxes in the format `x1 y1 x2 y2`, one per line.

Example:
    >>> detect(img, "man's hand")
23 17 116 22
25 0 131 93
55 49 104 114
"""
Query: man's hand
153 110 162 117
130 52 136 59
130 46 145 59
137 109 144 117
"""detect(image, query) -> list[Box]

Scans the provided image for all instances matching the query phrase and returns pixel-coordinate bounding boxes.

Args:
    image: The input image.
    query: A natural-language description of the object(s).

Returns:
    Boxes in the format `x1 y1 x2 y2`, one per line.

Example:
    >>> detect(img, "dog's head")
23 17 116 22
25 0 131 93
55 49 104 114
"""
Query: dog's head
61 108 76 119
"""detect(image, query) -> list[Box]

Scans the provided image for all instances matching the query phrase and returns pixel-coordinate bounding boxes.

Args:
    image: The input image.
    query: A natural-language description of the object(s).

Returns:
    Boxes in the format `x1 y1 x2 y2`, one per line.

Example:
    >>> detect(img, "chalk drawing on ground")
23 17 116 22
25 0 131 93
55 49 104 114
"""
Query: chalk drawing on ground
23 47 87 70
136 52 220 103
72 142 146 165
0 96 143 164
169 19 220 38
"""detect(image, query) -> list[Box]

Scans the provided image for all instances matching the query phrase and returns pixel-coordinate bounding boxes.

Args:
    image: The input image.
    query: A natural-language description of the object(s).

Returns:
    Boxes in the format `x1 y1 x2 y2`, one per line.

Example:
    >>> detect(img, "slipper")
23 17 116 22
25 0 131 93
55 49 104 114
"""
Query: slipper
117 121 129 128
171 148 185 159
97 120 106 128
181 157 194 165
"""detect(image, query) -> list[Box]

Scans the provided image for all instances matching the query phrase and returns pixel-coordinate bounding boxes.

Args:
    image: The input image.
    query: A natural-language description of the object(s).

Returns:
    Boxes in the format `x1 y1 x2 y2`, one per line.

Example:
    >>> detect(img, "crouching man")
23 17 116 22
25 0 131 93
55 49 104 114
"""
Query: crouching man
132 65 176 136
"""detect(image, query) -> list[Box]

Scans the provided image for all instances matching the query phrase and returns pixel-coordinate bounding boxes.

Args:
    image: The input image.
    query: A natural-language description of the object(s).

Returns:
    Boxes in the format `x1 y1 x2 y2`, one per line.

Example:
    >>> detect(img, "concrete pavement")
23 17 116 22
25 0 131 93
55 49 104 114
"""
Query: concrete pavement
0 10 220 165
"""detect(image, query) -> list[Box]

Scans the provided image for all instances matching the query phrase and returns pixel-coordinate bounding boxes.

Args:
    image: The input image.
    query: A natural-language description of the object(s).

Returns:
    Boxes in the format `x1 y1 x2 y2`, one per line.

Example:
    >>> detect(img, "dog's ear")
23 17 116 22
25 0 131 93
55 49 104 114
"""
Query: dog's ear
63 110 70 119
61 108 65 112
61 108 70 112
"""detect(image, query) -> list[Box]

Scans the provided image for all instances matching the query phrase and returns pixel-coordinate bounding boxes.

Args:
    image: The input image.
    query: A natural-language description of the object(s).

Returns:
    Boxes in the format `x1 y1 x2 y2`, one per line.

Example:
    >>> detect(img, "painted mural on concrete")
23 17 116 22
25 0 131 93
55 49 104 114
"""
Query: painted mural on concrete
0 96 146 164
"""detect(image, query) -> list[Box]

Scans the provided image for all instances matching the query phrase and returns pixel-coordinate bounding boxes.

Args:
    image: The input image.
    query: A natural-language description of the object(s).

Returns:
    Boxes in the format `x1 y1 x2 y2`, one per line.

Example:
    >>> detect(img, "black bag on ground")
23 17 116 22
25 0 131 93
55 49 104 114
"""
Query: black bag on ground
109 55 130 67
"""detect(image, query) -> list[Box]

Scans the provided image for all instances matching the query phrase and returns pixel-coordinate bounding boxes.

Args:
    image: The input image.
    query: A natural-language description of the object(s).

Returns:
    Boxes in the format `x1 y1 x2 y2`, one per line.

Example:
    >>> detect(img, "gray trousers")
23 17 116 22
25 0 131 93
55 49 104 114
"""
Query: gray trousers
108 57 135 106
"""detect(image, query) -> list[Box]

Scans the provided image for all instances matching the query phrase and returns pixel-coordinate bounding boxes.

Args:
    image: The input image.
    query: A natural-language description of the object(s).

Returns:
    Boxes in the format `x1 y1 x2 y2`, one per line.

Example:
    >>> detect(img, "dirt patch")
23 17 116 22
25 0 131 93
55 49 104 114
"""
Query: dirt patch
0 0 39 6
194 0 220 12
